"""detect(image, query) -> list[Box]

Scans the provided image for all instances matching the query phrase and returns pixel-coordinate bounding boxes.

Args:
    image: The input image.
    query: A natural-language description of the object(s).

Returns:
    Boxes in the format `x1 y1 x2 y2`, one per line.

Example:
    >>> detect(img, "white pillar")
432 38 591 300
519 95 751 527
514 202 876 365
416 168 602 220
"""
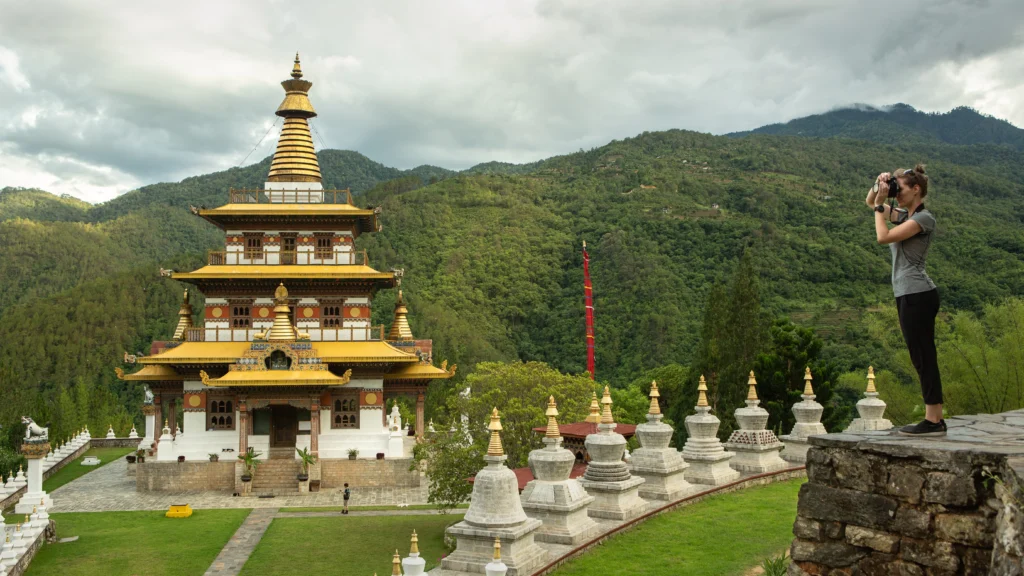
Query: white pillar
141 412 156 450
16 456 51 514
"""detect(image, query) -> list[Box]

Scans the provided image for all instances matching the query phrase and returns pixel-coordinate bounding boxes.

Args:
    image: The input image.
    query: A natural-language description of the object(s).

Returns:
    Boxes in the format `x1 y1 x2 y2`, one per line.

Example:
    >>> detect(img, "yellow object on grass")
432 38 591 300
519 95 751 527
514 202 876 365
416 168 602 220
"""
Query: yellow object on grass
166 504 193 518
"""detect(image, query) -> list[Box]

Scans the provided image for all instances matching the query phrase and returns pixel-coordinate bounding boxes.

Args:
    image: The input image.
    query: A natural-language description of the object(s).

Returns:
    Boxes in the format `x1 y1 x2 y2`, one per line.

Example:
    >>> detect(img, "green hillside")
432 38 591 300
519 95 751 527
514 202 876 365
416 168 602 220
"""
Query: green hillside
2 121 1023 448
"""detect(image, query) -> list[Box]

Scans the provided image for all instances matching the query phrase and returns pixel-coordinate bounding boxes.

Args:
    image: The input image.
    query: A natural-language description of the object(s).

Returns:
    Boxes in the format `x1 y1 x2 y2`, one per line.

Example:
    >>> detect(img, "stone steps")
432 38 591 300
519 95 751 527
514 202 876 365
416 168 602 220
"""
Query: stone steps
251 459 301 494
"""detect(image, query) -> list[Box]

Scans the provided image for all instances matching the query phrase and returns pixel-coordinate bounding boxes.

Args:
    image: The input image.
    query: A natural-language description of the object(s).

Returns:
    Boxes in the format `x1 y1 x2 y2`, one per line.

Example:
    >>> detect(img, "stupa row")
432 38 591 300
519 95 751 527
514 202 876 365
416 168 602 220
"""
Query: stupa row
428 366 891 575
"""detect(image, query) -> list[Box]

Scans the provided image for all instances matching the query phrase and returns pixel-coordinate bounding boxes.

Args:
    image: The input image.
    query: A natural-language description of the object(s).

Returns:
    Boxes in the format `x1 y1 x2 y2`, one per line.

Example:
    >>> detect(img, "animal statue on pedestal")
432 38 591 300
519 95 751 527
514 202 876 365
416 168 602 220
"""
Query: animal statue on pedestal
21 416 49 442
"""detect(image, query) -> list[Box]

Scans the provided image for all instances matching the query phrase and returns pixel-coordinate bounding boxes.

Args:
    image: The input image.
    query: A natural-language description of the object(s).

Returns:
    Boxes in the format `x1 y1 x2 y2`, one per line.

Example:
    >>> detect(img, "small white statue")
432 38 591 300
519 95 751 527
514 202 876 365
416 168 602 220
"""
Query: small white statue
21 417 48 442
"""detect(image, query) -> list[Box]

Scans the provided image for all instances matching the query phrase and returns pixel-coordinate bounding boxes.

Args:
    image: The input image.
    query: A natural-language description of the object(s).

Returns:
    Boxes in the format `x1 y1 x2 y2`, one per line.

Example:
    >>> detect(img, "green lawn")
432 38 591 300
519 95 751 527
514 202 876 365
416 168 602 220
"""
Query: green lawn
240 513 463 575
279 503 469 513
551 479 803 576
27 509 251 576
43 447 135 492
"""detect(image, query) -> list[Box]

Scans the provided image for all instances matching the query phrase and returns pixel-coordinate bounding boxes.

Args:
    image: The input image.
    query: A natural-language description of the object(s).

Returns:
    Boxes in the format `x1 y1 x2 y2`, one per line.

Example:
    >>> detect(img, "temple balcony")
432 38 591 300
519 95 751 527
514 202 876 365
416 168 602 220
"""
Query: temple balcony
207 248 370 266
228 188 353 204
185 325 386 342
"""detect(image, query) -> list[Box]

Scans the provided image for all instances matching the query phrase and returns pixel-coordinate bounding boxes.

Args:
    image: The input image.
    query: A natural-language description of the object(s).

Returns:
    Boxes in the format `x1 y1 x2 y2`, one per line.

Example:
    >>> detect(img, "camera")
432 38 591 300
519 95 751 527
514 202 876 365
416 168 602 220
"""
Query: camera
885 176 900 199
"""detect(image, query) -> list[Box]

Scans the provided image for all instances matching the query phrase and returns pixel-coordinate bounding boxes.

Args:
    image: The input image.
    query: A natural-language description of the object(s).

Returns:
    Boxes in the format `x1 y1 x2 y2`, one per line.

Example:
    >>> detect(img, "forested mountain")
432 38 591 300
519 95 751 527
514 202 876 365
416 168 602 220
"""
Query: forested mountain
2 110 1024 454
732 103 1024 151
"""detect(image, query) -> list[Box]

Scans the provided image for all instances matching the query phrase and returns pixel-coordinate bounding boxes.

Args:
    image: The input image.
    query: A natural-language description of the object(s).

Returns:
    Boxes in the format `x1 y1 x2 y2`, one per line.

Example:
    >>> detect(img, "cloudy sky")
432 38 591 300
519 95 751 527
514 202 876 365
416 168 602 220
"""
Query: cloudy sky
1 0 1022 202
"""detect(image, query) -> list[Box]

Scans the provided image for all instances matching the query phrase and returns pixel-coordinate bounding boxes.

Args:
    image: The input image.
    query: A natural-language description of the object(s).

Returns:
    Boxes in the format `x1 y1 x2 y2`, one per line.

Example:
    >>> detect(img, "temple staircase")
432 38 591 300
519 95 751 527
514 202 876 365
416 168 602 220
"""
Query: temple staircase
252 457 300 495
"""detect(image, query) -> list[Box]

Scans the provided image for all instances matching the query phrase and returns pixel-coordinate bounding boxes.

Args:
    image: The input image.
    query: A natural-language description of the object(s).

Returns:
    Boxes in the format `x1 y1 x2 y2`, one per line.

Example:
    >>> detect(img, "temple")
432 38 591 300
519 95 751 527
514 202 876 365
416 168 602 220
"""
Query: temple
117 55 454 476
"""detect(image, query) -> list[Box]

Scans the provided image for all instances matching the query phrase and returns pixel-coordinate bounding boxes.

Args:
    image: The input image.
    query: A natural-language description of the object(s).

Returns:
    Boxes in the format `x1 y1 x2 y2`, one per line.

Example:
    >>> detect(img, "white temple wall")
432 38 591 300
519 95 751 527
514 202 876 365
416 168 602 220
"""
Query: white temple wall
170 411 242 461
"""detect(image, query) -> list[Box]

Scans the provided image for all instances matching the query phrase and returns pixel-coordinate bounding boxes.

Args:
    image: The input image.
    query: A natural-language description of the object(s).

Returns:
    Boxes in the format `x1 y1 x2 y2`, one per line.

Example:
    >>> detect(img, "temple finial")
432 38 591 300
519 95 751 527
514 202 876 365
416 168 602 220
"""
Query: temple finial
172 288 193 341
292 52 302 79
545 396 560 438
585 391 600 423
648 380 661 415
493 537 502 561
747 371 759 401
487 408 504 457
600 386 614 425
387 289 414 340
697 375 709 407
866 366 877 394
803 367 815 396
409 529 419 555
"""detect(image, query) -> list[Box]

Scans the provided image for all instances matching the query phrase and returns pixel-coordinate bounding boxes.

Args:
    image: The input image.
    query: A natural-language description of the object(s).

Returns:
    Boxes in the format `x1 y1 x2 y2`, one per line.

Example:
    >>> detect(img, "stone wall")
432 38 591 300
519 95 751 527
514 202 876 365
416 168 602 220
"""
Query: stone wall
992 456 1023 573
320 458 421 488
789 409 1024 576
4 524 47 576
89 437 143 448
136 461 236 492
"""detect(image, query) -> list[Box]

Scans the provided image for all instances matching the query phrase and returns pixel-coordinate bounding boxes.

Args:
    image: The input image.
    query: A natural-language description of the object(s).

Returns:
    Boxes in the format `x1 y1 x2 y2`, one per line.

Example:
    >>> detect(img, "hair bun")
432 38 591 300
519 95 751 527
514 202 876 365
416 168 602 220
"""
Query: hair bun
914 163 927 174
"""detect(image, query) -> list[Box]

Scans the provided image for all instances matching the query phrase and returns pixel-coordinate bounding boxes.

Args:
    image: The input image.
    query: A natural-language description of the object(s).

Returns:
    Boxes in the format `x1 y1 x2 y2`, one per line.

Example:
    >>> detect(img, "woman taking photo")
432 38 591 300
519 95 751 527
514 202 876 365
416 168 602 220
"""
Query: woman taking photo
866 164 945 436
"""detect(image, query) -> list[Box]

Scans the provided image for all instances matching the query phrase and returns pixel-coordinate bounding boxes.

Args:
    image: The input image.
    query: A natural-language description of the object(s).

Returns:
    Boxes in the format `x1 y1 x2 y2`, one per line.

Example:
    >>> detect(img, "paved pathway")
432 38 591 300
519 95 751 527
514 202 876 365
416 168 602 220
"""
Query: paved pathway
204 507 277 575
49 459 429 512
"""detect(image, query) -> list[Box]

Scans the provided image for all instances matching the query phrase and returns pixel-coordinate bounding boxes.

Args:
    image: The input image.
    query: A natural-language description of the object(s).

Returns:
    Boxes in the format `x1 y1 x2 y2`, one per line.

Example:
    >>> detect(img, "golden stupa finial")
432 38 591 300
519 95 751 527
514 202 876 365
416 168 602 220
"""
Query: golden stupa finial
747 371 759 401
172 288 194 341
388 289 414 340
600 386 614 425
493 537 502 561
268 53 321 183
585 391 600 423
866 366 877 394
545 396 560 438
392 549 401 575
648 380 661 415
487 408 504 457
803 366 815 396
274 283 289 303
292 52 302 79
163 419 169 429
268 284 299 342
697 375 709 407
409 529 419 555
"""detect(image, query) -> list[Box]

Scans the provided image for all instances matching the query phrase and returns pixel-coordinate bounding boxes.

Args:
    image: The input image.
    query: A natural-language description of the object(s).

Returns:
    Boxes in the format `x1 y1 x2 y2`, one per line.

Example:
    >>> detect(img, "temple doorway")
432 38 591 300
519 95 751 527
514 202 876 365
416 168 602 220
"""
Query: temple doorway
270 405 298 450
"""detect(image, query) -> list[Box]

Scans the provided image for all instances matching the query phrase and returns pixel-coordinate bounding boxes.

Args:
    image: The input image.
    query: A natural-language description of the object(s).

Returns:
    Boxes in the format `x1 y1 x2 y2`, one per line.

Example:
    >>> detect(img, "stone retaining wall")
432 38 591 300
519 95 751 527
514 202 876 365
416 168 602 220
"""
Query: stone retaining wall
136 461 237 492
89 437 143 448
320 458 421 488
3 524 47 576
789 409 1024 575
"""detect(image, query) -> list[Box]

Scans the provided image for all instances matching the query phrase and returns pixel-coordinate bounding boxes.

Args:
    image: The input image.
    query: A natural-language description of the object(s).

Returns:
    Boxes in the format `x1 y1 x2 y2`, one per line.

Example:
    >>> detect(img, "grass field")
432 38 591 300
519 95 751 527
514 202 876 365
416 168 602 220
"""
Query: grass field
550 478 803 576
239 513 463 575
27 509 251 576
43 446 135 492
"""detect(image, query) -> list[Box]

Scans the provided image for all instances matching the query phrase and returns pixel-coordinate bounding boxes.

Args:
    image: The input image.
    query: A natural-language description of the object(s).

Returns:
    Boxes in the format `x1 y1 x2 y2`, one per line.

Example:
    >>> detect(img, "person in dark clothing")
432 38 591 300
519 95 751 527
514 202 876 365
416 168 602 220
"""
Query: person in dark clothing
343 482 350 514
866 164 945 436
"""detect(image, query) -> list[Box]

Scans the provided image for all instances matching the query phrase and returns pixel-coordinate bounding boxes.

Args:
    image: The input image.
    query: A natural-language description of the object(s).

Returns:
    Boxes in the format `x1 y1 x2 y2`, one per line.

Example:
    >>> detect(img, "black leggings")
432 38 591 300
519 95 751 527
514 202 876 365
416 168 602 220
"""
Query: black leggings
896 289 943 405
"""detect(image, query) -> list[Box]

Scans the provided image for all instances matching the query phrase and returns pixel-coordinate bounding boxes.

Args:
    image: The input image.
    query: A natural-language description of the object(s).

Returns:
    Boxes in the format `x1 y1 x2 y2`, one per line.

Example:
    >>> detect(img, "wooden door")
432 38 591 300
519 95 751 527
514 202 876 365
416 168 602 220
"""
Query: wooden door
270 405 297 447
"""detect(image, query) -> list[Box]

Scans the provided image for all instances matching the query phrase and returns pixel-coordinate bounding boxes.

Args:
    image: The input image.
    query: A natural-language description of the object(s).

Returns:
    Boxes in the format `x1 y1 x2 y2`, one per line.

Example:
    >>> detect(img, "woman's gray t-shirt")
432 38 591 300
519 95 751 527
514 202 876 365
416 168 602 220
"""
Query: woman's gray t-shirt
890 208 937 297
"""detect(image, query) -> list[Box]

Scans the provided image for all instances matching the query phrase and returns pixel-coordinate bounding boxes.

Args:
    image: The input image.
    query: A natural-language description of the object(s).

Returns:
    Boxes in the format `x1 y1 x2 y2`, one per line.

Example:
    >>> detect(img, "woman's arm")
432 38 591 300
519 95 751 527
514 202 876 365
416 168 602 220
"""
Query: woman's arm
875 212 922 245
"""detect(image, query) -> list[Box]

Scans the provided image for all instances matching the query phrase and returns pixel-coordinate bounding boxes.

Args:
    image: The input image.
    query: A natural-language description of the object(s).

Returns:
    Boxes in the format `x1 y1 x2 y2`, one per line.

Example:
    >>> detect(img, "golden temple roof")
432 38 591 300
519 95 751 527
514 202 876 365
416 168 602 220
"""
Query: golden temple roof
315 341 420 363
199 204 373 217
268 53 321 183
115 365 184 381
172 265 394 280
140 342 253 364
382 362 455 381
202 369 352 387
140 340 420 365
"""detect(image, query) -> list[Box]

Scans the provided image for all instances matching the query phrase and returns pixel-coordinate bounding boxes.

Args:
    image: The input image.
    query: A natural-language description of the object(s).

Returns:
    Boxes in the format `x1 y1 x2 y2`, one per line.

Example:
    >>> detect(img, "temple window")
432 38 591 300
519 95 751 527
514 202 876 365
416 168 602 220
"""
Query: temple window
331 394 359 429
231 305 251 328
208 397 236 430
244 234 264 260
323 305 342 328
266 350 291 370
281 235 297 265
315 235 332 260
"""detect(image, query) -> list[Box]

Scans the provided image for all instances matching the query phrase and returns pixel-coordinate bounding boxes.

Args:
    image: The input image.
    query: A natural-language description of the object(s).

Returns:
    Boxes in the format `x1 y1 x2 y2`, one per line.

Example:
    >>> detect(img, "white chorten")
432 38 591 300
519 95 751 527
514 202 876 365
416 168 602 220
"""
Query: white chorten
723 372 788 474
401 530 425 576
631 381 696 501
682 376 741 485
781 367 828 464
578 387 647 521
845 366 893 432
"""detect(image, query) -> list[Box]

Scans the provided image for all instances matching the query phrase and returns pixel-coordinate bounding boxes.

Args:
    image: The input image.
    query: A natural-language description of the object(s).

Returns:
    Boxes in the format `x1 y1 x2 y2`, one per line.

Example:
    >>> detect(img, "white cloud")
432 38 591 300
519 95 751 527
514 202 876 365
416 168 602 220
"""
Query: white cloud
0 0 1022 203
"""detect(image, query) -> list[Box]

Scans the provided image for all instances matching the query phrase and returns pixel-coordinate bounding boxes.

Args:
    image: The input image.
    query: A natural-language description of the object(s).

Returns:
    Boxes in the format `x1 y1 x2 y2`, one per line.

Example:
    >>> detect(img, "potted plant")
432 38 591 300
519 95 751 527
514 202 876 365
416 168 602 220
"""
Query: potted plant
136 449 146 464
296 447 316 482
208 453 219 463
126 454 137 464
177 455 186 463
347 448 358 460
238 448 262 482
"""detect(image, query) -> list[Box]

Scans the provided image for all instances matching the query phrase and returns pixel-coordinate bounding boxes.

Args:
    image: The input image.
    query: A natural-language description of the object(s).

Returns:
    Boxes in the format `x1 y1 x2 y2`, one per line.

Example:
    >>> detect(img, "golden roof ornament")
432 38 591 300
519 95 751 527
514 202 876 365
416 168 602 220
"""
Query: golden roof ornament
268 283 299 342
392 550 401 575
747 371 759 401
600 386 614 425
803 367 815 396
493 537 502 561
268 53 321 183
866 366 877 394
387 290 414 340
545 396 560 438
585 391 600 423
648 380 661 415
486 408 504 457
409 530 419 555
697 375 709 408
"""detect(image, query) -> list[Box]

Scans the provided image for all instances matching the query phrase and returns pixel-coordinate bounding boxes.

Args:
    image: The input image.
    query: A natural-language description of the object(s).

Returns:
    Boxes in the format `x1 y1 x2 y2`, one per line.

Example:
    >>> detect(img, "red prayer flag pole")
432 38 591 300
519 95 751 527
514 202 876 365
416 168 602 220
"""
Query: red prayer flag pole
583 240 595 380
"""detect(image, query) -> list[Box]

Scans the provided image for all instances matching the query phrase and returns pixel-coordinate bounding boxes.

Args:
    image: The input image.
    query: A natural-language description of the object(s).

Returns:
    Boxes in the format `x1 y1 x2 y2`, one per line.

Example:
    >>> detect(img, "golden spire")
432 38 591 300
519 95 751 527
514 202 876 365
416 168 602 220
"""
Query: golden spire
600 386 614 425
493 537 502 561
409 530 419 555
268 53 322 183
172 289 193 341
585 391 600 423
487 408 504 457
387 290 414 340
866 366 877 394
747 371 759 401
697 375 709 407
544 396 560 438
268 283 298 342
803 367 815 396
648 380 661 415
392 550 401 575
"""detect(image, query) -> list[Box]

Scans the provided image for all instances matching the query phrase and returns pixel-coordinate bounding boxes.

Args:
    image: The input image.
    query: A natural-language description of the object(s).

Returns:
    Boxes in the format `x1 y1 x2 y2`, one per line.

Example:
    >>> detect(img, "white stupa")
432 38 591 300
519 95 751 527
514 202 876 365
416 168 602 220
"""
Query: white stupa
631 381 696 501
845 366 893 432
780 367 828 464
723 372 788 474
578 387 647 521
681 376 740 485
